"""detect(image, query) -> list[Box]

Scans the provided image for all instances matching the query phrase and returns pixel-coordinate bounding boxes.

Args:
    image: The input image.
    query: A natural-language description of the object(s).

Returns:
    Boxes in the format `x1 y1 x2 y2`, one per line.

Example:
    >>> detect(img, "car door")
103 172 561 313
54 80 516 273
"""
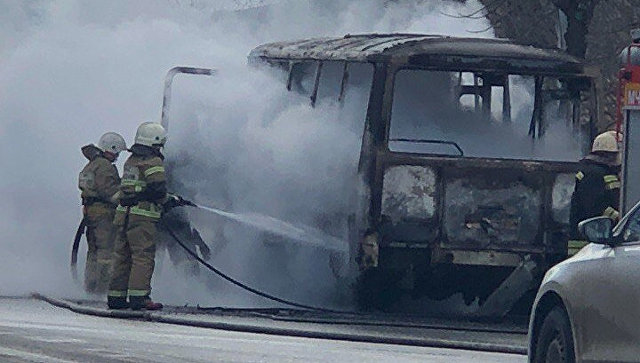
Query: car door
572 207 640 362
604 209 640 361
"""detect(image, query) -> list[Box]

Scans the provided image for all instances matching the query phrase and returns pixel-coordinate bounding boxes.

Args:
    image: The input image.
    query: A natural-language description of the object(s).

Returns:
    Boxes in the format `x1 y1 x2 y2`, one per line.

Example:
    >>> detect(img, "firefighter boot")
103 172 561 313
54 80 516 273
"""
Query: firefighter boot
129 295 163 311
107 296 129 310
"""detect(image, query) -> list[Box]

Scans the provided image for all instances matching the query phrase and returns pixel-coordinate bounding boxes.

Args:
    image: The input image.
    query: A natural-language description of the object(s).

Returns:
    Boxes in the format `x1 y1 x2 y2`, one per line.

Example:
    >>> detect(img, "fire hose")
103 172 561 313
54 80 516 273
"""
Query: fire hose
70 217 87 283
162 205 351 314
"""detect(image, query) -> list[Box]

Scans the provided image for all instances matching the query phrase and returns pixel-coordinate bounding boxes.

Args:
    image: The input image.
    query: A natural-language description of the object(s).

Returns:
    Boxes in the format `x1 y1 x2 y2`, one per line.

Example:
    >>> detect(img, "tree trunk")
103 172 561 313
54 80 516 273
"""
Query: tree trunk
553 0 599 58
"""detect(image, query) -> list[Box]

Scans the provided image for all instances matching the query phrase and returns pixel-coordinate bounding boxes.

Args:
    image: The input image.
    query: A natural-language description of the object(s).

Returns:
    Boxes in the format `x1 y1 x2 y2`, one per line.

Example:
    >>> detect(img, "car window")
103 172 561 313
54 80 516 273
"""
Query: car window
622 207 640 243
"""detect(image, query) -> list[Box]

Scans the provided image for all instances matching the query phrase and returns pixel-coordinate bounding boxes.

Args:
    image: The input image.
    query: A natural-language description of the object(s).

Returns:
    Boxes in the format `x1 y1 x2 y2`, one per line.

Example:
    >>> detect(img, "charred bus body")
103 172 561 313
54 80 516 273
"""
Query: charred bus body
249 34 597 315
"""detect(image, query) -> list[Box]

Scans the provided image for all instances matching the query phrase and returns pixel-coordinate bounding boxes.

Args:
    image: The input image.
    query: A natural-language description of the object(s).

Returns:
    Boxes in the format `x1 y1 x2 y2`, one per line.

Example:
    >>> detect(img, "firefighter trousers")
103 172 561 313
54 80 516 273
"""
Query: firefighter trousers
84 205 116 294
108 218 157 298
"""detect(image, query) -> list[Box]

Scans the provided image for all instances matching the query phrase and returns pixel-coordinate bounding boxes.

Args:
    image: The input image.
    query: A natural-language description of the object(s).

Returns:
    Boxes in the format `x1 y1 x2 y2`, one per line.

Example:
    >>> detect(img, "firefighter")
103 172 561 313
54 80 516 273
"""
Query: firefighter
570 131 622 240
78 132 127 294
107 122 191 310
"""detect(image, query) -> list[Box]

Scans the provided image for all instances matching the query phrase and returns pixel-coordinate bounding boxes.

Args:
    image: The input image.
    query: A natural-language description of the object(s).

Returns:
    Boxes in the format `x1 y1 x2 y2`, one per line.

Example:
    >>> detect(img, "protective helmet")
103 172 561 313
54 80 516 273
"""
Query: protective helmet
619 46 640 66
135 122 167 147
97 132 127 154
592 131 620 153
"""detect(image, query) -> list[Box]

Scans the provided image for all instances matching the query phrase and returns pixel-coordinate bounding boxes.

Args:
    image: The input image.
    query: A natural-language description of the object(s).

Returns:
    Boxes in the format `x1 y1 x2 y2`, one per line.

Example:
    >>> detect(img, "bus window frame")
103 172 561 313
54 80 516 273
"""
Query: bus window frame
286 60 375 109
383 65 594 161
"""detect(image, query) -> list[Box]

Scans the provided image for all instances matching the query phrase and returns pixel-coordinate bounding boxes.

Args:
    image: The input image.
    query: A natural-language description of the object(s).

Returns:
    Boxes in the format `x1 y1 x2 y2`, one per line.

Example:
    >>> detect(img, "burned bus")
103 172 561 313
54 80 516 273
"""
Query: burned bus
248 34 598 315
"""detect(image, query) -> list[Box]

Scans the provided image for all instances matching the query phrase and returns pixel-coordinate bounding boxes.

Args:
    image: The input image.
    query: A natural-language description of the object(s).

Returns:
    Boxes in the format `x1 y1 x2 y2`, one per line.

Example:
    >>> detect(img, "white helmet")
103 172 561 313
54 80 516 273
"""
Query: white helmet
135 122 167 147
592 131 621 153
97 132 127 154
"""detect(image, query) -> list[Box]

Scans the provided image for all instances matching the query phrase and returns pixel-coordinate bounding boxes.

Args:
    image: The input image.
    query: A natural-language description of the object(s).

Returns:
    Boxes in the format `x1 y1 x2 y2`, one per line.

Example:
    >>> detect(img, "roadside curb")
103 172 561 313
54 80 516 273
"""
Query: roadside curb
32 293 527 355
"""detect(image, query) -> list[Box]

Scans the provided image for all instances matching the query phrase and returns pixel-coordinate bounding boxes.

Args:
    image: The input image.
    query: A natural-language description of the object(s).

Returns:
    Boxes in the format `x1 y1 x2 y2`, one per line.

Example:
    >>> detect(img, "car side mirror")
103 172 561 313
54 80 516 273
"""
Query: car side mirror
578 216 614 244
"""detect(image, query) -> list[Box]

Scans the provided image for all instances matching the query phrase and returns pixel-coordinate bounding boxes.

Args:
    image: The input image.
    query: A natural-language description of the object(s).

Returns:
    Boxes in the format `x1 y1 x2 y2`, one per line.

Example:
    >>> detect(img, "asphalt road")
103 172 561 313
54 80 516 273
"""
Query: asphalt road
0 298 527 362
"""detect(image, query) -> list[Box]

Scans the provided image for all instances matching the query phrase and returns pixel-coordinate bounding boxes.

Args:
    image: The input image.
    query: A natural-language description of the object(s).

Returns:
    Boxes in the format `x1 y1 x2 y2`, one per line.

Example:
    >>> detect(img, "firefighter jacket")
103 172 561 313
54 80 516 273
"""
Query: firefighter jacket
78 144 121 207
569 157 621 238
114 144 168 224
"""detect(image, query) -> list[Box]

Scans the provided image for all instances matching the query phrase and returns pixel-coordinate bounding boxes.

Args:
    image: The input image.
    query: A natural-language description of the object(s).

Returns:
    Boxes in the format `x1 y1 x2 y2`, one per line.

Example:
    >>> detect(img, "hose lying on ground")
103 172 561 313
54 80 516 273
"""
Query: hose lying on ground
162 220 352 314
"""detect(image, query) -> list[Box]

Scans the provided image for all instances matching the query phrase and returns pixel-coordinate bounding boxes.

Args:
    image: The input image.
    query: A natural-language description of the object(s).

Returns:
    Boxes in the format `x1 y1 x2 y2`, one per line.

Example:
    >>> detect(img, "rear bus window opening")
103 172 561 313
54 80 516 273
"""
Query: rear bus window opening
388 69 590 161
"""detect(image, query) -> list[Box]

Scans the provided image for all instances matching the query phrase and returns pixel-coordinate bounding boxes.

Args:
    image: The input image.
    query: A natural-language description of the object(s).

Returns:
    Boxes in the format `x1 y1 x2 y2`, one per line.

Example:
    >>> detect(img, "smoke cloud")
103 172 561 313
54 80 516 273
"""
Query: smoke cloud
0 0 493 307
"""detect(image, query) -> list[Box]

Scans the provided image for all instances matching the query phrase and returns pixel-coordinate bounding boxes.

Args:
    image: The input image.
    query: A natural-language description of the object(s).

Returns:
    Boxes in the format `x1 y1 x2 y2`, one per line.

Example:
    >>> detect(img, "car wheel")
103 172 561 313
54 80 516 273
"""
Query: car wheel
534 306 575 363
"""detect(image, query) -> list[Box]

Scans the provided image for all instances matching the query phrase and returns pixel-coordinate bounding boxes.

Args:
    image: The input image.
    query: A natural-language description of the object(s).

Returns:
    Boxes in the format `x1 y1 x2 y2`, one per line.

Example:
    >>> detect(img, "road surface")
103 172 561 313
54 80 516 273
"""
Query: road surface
0 298 527 362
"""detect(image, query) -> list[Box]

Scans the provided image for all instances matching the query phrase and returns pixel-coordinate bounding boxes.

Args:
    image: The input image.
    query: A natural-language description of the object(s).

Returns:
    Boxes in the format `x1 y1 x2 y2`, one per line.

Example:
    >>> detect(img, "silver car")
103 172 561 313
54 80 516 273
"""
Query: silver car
528 202 640 362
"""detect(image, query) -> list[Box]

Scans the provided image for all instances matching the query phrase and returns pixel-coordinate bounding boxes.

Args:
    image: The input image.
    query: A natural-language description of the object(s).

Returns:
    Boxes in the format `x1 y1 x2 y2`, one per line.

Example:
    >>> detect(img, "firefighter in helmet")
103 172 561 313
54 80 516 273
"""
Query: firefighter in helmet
78 132 127 294
108 122 192 310
570 131 622 241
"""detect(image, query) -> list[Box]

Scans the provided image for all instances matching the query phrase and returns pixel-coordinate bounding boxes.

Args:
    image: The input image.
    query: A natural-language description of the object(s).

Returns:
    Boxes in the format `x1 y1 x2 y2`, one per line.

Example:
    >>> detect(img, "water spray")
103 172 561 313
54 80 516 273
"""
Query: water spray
189 203 349 254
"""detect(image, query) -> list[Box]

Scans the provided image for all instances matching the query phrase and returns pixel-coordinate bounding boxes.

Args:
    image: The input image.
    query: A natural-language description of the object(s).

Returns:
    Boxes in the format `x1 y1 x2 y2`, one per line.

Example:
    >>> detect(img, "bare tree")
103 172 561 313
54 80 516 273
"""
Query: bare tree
552 0 600 58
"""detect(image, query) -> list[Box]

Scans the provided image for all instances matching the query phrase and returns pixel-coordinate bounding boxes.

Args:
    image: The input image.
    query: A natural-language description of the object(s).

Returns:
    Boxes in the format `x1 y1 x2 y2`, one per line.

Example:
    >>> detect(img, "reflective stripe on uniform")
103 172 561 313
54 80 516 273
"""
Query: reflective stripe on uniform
129 206 161 219
605 181 621 190
603 175 620 190
568 240 589 256
128 289 149 297
121 179 147 187
121 179 147 193
108 290 127 297
568 240 589 249
144 166 165 177
603 206 620 219
576 171 585 181
116 205 161 219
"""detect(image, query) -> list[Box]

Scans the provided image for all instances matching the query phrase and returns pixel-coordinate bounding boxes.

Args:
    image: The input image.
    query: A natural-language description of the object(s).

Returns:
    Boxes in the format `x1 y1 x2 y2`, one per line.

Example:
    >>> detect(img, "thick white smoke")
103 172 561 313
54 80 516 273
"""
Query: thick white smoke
0 0 493 307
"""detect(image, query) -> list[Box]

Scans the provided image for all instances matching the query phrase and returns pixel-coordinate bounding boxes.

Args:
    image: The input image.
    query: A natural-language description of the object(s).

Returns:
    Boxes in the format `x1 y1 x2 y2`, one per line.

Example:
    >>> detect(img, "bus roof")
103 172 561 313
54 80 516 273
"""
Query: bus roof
249 34 588 76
